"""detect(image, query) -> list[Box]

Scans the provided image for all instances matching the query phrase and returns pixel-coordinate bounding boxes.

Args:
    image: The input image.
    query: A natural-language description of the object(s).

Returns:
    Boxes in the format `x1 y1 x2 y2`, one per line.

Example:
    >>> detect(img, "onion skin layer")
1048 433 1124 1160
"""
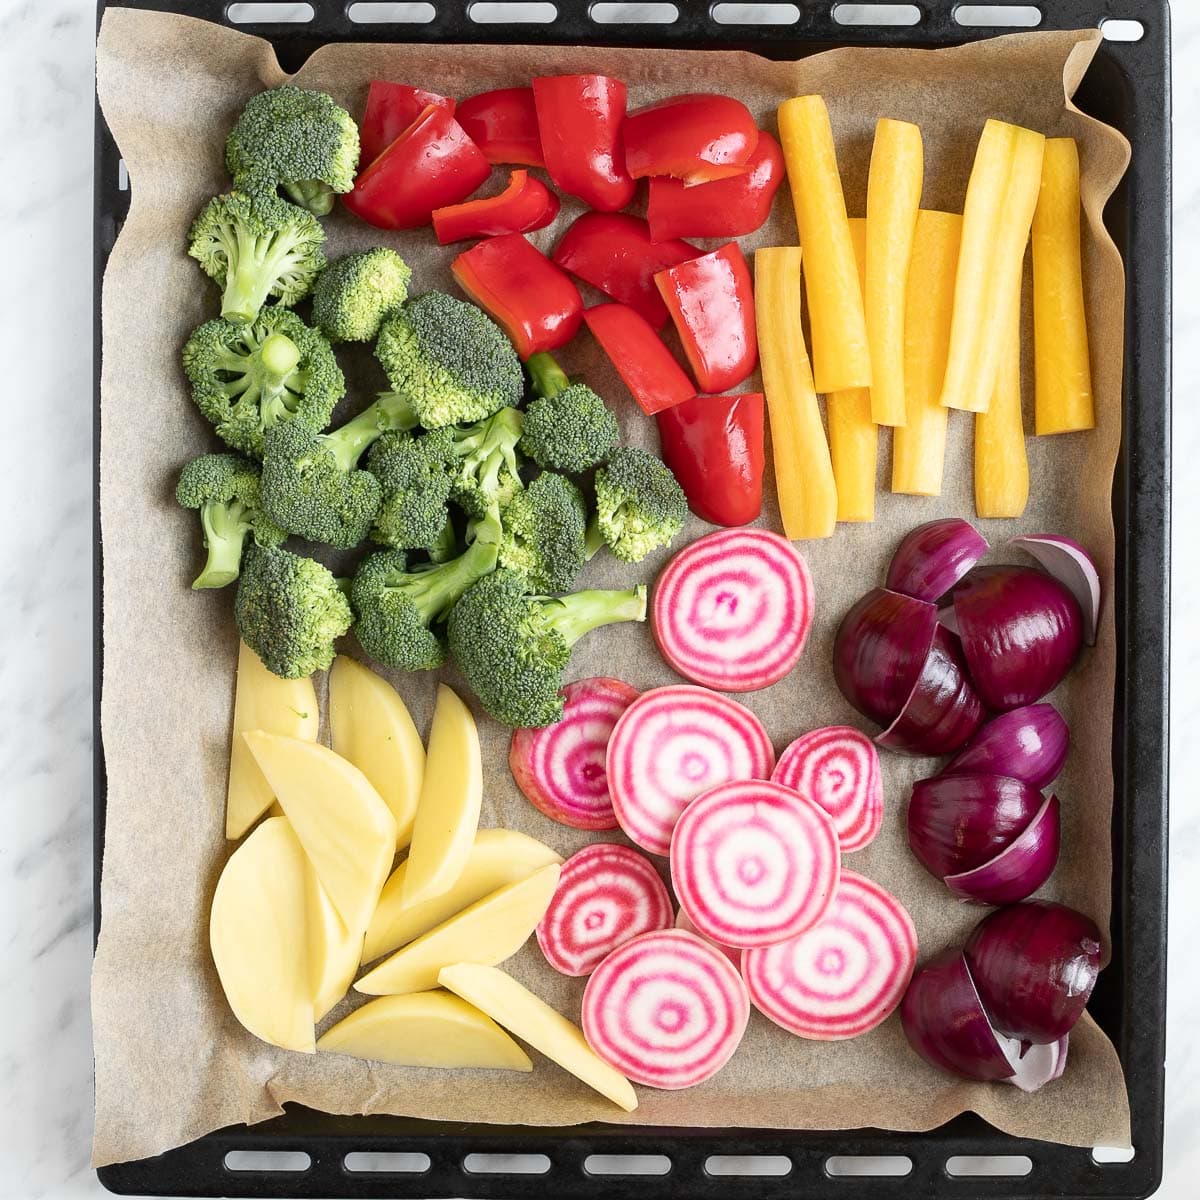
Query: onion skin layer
944 704 1069 789
886 518 989 603
1010 534 1101 646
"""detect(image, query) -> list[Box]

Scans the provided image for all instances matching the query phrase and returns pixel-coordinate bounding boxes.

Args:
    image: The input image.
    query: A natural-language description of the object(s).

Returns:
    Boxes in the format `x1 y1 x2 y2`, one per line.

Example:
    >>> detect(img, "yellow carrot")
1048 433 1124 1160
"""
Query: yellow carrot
893 210 963 496
777 95 872 394
1033 138 1095 434
865 118 923 426
975 276 1029 518
754 247 838 540
827 218 877 522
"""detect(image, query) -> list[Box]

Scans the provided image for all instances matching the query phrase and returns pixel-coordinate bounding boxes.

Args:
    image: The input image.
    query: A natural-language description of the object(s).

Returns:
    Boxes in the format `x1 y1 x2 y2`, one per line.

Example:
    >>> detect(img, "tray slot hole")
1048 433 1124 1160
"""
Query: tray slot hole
1100 18 1144 43
826 1155 913 1177
469 2 557 21
1092 1146 1136 1164
591 3 678 22
585 1154 672 1175
706 1155 792 1176
945 1155 1033 1177
226 2 315 22
224 1150 312 1172
832 4 921 26
347 2 437 22
117 159 129 192
344 1151 432 1173
953 5 1041 27
463 1152 552 1174
711 3 800 24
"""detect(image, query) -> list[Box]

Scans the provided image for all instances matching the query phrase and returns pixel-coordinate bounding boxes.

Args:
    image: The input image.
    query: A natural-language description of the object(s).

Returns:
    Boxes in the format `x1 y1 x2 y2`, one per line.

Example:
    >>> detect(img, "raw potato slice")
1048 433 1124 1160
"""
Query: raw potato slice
317 991 532 1071
363 829 562 965
307 862 363 1022
244 733 397 937
210 816 314 1052
439 962 638 1112
402 685 483 907
329 656 425 853
356 864 561 996
226 641 319 840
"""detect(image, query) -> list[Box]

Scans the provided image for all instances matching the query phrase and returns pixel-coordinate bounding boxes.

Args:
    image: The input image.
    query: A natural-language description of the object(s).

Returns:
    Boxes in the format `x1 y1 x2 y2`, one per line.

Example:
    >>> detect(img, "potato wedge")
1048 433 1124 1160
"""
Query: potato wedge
307 862 363 1022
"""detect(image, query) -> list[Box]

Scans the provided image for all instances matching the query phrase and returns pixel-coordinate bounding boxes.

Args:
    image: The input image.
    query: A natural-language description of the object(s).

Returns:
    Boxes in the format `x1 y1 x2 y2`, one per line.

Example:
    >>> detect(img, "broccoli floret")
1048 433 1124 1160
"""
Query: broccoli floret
351 509 501 672
375 292 523 429
226 86 360 217
448 569 647 728
366 431 454 552
499 472 588 594
181 309 344 458
260 392 418 548
591 447 687 563
521 352 620 473
175 453 286 589
188 189 326 324
234 544 352 679
312 248 412 343
416 407 525 521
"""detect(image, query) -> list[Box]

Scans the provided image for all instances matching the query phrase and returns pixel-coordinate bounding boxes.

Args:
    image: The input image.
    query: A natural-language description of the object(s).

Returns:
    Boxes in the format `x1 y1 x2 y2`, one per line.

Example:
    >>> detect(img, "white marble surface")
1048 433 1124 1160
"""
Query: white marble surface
0 2 1190 1196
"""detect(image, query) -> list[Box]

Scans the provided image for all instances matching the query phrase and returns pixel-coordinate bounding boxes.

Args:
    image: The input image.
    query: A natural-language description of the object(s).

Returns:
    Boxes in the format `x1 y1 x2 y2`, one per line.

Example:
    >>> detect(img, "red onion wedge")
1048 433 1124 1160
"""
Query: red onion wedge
886 519 989 603
652 528 814 693
742 871 917 1041
675 908 740 966
1010 534 1101 646
952 566 1083 711
772 726 883 853
536 843 673 977
944 704 1069 789
607 685 775 856
510 677 640 830
945 795 1061 906
670 779 840 950
582 929 750 1090
963 901 1102 1043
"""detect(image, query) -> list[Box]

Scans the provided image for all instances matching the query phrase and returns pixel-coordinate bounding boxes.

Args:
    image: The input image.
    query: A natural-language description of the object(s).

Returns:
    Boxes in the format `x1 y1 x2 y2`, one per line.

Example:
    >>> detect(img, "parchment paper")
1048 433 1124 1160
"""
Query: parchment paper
93 8 1134 1167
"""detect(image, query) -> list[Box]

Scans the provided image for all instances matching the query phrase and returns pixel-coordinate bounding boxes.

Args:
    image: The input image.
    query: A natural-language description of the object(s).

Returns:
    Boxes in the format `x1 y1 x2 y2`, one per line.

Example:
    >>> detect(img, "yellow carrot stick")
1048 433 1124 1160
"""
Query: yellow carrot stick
755 247 838 540
827 218 877 522
865 118 924 427
975 276 1029 518
1033 138 1095 434
777 95 872 394
892 210 963 496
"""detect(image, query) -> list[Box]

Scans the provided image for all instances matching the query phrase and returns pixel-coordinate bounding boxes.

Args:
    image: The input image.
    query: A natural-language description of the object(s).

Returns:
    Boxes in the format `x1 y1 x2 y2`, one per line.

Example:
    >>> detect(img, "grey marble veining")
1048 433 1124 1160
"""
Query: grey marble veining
0 2 1189 1197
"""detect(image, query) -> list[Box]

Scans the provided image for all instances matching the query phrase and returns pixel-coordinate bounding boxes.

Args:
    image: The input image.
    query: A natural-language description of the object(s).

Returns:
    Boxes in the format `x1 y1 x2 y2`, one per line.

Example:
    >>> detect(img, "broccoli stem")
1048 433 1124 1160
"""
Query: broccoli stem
542 585 647 647
194 500 250 589
221 225 316 323
403 523 501 623
260 332 302 378
282 179 336 218
323 393 419 472
428 518 458 563
527 352 571 400
584 514 606 560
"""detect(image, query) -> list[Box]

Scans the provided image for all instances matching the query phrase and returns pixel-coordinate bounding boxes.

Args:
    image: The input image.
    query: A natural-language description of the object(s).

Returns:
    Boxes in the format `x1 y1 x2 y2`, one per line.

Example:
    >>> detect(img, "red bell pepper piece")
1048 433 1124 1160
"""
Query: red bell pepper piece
552 213 697 331
432 170 559 244
583 304 696 416
655 243 758 393
343 104 491 231
656 393 765 527
623 93 759 184
359 81 455 168
647 131 785 241
531 75 636 212
452 234 583 360
457 87 544 167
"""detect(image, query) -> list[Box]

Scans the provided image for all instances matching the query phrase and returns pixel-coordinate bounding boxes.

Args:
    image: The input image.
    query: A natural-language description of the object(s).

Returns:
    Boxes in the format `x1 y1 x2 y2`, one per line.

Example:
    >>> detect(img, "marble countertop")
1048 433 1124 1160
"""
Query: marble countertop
0 2 1188 1196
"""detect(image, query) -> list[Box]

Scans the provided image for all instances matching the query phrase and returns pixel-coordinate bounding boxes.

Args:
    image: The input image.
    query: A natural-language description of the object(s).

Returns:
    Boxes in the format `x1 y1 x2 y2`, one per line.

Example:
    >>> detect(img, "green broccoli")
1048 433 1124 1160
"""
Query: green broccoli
590 447 687 563
521 352 620 473
175 453 286 589
226 86 360 217
234 544 353 679
365 431 454 552
188 189 326 324
351 509 502 672
498 472 588 594
312 248 412 343
375 292 523 429
181 309 344 458
421 407 525 521
447 569 648 728
260 392 419 549
427 518 459 564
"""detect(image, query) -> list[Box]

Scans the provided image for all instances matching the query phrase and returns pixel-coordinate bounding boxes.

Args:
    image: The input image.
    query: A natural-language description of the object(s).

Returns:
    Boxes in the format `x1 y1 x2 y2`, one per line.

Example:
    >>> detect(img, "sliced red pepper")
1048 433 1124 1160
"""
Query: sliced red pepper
656 393 765 527
624 93 759 184
343 104 490 231
432 170 560 245
552 213 697 331
655 243 758 393
583 304 696 416
531 75 636 212
452 234 583 360
359 82 455 168
457 87 544 167
647 131 785 241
